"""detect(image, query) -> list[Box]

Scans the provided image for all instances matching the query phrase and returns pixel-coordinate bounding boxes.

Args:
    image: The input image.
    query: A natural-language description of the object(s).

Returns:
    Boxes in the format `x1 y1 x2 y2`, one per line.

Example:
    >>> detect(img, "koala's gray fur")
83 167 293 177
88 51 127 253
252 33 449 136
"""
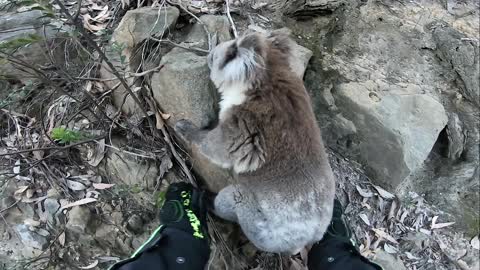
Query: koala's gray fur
175 31 335 254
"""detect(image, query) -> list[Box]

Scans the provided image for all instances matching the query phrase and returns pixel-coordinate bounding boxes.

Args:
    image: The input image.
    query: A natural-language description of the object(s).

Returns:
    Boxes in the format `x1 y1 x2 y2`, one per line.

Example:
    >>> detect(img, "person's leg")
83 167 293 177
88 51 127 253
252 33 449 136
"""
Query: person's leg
308 199 383 270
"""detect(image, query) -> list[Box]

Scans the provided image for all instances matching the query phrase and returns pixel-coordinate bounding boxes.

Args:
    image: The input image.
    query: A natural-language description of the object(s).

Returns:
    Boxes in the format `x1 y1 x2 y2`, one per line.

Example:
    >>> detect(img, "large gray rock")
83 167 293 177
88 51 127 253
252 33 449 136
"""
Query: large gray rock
333 82 447 189
0 10 60 82
182 15 232 50
151 15 232 127
101 7 180 114
151 51 218 128
432 23 479 106
300 1 478 229
111 7 180 49
150 16 233 191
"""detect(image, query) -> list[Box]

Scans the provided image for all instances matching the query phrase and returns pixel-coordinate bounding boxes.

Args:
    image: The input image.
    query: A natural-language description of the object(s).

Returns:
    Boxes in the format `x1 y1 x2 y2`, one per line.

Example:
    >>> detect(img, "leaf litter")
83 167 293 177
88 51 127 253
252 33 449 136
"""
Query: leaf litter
330 152 479 270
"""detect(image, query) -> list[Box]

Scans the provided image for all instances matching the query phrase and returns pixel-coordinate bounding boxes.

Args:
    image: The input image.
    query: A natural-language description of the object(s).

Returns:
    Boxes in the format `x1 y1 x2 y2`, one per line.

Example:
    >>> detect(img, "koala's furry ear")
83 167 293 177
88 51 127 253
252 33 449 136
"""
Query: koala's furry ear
238 33 268 58
267 28 294 55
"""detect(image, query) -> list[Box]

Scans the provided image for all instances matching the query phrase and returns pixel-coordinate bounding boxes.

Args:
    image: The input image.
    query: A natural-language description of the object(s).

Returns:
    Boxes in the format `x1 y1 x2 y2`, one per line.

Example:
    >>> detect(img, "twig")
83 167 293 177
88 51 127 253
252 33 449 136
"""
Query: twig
53 0 157 136
225 0 238 38
0 200 20 214
129 64 165 77
0 136 105 157
149 38 210 54
144 86 196 186
176 1 213 50
102 141 157 160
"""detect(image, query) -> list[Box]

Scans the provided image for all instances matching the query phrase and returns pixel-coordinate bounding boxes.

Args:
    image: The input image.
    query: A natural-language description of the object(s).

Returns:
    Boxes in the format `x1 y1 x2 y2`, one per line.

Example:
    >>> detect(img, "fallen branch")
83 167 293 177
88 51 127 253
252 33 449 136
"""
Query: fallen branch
149 38 209 54
0 200 20 214
53 0 157 136
175 1 213 50
129 64 165 77
144 90 196 187
0 136 105 157
225 0 238 38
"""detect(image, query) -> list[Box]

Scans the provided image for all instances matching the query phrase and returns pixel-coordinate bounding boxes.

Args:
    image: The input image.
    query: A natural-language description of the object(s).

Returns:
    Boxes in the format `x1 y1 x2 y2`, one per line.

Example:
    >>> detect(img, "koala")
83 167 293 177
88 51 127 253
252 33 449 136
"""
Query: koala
175 31 335 255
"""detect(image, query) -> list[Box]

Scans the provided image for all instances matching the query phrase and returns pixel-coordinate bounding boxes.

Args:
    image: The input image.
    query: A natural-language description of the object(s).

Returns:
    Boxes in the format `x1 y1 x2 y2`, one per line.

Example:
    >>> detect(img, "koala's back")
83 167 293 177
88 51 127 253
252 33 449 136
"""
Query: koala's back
220 42 335 253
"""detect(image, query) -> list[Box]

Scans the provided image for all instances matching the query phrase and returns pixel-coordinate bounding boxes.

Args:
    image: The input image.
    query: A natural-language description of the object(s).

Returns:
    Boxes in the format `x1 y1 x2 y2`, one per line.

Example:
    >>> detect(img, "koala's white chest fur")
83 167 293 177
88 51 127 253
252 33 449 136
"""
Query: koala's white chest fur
218 83 248 121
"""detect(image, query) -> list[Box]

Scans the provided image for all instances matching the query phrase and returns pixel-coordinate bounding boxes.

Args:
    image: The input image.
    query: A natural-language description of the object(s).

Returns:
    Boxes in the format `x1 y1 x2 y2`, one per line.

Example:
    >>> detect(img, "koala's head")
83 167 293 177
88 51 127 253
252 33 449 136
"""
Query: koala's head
208 31 293 91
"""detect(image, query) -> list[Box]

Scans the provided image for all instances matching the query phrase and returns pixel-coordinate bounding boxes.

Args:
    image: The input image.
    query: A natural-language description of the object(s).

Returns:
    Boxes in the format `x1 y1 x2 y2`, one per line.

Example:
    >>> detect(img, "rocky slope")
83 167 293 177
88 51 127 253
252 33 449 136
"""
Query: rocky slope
0 0 478 269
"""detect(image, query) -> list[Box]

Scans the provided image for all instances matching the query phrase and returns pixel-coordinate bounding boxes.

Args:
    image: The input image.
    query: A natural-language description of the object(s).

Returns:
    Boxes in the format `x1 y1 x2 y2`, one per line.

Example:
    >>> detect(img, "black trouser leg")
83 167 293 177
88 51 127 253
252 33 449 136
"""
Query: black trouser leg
308 239 382 270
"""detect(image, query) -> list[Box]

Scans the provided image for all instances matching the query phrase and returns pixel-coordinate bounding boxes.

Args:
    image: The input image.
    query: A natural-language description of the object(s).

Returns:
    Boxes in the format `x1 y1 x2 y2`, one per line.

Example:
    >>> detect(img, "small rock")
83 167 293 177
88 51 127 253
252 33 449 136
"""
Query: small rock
99 139 159 189
127 215 144 233
181 15 232 51
0 196 15 210
43 198 60 226
241 242 258 259
372 250 407 270
15 224 48 250
111 211 124 226
66 206 91 235
95 224 118 248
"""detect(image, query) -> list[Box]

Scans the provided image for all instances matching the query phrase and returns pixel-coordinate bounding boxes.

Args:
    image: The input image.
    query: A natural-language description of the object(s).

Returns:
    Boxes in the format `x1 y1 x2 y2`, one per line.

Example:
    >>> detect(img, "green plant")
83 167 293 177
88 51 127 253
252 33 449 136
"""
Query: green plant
155 190 167 208
51 127 84 143
15 0 55 17
0 34 42 54
110 41 128 65
0 83 36 109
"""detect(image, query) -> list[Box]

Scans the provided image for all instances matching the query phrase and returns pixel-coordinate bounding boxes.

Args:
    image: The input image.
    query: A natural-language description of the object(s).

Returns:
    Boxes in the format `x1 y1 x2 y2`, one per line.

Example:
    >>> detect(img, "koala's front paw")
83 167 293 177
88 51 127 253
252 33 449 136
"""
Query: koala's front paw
174 119 198 143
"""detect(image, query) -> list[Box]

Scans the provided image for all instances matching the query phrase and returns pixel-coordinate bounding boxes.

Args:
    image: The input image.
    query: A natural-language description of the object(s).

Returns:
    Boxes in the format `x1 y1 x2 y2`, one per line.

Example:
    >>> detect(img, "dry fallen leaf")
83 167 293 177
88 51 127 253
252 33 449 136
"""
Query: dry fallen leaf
92 183 115 190
289 258 304 270
79 260 99 269
24 218 41 227
120 0 130 9
359 213 371 226
87 139 106 167
356 185 374 198
60 198 97 210
14 186 29 196
384 243 398 254
161 112 171 120
387 200 397 220
372 228 398 244
300 247 308 266
405 251 419 260
59 231 66 246
13 159 20 174
431 216 455 229
471 235 479 250
66 180 88 191
373 185 395 199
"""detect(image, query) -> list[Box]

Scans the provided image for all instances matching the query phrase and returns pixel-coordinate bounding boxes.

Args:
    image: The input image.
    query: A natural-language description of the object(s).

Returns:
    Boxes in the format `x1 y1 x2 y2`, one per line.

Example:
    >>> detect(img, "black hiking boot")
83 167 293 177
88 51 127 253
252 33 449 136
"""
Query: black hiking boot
307 199 384 270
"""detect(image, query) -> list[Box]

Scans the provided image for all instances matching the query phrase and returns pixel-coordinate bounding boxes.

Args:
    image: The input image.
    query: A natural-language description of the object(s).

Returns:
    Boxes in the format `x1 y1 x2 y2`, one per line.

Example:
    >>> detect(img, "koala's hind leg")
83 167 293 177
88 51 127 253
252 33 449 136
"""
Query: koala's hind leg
213 184 244 223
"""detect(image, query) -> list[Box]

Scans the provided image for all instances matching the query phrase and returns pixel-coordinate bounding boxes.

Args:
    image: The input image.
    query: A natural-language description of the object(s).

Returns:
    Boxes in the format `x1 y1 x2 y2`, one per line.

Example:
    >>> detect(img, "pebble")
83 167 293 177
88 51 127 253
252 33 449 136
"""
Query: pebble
15 224 48 250
127 215 144 233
